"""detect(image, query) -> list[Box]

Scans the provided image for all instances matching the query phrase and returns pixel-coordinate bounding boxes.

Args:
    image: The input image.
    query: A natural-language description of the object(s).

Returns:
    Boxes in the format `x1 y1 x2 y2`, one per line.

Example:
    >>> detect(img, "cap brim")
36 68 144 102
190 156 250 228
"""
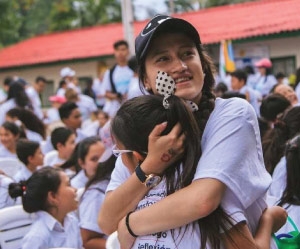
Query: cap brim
138 18 201 62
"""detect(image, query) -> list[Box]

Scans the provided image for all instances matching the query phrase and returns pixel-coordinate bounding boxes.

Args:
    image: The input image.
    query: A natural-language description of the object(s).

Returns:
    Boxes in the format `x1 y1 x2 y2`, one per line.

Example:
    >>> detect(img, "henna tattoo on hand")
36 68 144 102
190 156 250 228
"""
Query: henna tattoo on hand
161 153 171 162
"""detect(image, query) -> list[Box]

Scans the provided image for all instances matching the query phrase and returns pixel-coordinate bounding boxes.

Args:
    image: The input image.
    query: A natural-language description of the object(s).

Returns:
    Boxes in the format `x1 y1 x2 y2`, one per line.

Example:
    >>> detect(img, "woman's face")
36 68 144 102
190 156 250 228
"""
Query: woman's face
143 33 205 104
0 127 18 150
80 141 105 178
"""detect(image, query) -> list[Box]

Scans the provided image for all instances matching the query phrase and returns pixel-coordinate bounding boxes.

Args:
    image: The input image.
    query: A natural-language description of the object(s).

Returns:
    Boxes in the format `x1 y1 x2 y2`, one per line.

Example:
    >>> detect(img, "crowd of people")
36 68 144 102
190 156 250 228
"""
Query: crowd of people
0 14 300 249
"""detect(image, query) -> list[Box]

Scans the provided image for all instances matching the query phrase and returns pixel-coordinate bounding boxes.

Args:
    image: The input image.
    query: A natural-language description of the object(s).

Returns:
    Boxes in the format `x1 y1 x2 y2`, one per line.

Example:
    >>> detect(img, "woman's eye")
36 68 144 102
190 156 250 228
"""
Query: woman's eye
156 56 169 62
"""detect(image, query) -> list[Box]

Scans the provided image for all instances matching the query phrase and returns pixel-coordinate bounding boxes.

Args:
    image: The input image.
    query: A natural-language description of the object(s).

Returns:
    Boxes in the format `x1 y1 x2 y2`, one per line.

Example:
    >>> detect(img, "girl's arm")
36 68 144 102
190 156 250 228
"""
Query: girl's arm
222 206 287 249
81 229 106 249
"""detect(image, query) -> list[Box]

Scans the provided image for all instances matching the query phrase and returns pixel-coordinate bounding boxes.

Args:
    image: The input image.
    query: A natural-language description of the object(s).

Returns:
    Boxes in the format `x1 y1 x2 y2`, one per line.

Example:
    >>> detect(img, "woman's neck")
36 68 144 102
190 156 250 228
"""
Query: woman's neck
48 209 66 226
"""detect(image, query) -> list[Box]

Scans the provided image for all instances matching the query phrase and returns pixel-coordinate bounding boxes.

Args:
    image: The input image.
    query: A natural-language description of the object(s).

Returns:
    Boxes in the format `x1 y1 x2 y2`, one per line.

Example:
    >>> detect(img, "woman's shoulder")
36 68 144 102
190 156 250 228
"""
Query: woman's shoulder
213 97 252 117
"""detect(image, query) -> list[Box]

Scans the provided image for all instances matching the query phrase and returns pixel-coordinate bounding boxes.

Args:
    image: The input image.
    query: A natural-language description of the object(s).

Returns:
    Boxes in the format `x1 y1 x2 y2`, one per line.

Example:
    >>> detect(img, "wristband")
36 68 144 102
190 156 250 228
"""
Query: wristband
125 211 138 237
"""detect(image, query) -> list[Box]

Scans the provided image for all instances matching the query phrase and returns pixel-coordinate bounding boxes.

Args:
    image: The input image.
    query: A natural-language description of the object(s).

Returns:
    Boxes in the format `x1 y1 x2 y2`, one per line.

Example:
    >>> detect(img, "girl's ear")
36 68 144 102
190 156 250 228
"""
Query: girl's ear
78 158 84 169
47 191 58 206
132 151 146 163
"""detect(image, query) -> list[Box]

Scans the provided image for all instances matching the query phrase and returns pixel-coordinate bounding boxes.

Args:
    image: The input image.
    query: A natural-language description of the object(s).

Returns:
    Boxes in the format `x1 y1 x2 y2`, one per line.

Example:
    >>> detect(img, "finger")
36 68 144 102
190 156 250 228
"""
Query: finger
149 122 168 138
168 122 182 137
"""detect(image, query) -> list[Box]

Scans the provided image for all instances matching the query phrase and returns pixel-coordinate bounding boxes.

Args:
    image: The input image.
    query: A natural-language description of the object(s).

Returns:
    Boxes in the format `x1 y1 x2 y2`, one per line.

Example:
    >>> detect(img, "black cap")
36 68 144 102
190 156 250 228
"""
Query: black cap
135 14 201 63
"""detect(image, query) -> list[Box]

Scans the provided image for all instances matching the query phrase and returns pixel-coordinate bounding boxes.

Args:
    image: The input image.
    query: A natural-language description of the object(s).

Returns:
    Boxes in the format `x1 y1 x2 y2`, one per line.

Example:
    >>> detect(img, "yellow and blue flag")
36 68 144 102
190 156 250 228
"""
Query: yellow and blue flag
219 40 236 81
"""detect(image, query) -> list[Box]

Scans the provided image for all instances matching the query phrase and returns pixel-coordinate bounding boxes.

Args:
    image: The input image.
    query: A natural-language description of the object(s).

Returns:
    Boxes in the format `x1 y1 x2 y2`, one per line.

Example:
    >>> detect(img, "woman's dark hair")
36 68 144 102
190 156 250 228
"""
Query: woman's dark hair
1 121 26 139
278 134 300 206
6 108 46 139
9 167 62 213
77 136 101 163
263 106 300 175
112 95 233 249
16 139 40 165
6 81 33 109
85 155 116 190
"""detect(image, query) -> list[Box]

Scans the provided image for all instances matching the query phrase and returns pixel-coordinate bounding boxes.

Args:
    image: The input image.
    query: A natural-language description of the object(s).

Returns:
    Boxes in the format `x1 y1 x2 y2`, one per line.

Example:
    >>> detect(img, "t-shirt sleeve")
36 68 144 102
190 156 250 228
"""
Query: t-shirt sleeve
106 156 131 192
79 186 106 234
193 98 271 209
102 70 112 92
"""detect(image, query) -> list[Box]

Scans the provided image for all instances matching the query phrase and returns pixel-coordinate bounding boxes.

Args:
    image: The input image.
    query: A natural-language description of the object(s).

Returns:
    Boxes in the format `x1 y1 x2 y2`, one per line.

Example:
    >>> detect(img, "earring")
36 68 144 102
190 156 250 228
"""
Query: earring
145 86 151 91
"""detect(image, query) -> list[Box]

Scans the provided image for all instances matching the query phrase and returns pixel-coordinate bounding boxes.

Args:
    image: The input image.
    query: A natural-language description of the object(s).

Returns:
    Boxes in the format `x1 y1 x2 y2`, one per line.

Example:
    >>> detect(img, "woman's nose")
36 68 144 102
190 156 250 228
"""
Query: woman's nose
171 59 187 73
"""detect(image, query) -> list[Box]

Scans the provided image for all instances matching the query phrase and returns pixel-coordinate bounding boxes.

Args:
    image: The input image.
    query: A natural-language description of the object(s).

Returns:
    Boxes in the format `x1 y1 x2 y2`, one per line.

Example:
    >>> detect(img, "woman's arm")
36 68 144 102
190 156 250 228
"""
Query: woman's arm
116 178 226 249
81 229 107 249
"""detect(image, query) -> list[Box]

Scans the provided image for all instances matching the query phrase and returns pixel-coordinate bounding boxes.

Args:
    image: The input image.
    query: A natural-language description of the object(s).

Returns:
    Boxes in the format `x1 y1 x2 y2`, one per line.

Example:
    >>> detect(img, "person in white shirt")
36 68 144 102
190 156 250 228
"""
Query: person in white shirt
0 121 25 159
230 69 260 115
44 127 76 168
82 110 110 137
60 67 81 94
93 69 107 109
79 155 116 249
65 88 98 121
71 136 105 189
0 174 17 209
102 40 134 117
127 55 145 100
9 166 82 249
6 108 46 143
271 135 300 242
44 95 67 125
253 58 277 98
13 139 44 182
0 80 33 125
99 15 286 249
25 76 46 120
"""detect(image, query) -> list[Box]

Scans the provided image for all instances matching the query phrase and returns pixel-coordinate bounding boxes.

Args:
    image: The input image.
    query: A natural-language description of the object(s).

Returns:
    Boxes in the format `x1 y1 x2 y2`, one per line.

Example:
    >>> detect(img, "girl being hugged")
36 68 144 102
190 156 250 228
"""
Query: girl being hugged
99 15 286 249
9 167 82 249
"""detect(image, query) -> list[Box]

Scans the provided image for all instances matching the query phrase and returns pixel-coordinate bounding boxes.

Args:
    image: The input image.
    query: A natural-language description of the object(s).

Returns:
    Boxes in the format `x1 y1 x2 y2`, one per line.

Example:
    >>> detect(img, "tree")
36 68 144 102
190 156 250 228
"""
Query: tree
0 0 22 47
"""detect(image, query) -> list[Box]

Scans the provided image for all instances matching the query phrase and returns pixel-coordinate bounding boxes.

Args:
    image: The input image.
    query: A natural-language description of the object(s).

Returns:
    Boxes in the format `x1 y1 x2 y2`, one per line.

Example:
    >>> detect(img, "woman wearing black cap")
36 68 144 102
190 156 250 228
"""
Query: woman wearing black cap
99 15 286 249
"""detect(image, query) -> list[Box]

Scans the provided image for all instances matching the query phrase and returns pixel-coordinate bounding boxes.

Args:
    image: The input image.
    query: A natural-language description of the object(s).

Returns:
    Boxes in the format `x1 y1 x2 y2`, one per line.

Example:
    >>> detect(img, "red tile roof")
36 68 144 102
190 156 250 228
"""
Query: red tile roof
1 0 299 69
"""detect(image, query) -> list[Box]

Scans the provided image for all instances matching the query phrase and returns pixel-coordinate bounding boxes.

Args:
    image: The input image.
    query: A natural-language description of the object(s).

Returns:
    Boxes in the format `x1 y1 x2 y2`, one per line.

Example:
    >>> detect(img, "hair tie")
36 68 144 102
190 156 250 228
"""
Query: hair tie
155 71 198 111
21 185 27 195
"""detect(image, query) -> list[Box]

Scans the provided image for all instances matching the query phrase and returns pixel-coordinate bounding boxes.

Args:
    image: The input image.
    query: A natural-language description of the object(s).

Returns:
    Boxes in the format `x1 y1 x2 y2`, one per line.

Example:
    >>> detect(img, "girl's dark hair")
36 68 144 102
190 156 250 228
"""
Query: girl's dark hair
60 143 81 173
1 121 26 139
7 81 33 110
263 106 300 175
9 167 62 213
77 136 101 163
16 139 40 165
6 108 46 139
278 134 300 206
112 95 233 249
85 155 116 190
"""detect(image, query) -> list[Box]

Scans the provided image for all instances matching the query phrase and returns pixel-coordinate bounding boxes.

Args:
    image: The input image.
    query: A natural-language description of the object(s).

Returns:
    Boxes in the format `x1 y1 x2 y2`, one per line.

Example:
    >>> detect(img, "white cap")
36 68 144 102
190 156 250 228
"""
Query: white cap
60 67 76 78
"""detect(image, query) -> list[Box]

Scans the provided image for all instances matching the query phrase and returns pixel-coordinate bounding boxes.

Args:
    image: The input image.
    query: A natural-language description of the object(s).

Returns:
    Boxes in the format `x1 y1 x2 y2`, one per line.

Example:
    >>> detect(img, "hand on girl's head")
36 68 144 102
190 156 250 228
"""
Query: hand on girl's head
142 122 185 175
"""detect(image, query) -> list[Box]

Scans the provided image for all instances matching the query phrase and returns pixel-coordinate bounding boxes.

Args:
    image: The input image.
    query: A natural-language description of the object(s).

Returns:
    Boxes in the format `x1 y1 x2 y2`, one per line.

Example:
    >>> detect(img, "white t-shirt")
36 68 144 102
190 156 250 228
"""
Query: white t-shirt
44 107 60 125
77 94 98 121
0 98 17 125
92 78 106 107
239 85 260 115
79 179 109 234
268 157 287 199
26 87 43 119
102 65 134 117
107 98 276 249
127 77 144 100
71 169 89 189
253 74 277 97
22 211 82 249
0 144 17 159
13 164 33 182
0 174 16 209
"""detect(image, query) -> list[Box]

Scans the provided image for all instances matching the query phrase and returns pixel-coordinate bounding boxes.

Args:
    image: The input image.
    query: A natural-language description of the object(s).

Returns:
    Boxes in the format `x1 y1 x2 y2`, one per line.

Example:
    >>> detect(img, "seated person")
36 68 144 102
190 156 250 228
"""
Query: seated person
13 139 44 182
